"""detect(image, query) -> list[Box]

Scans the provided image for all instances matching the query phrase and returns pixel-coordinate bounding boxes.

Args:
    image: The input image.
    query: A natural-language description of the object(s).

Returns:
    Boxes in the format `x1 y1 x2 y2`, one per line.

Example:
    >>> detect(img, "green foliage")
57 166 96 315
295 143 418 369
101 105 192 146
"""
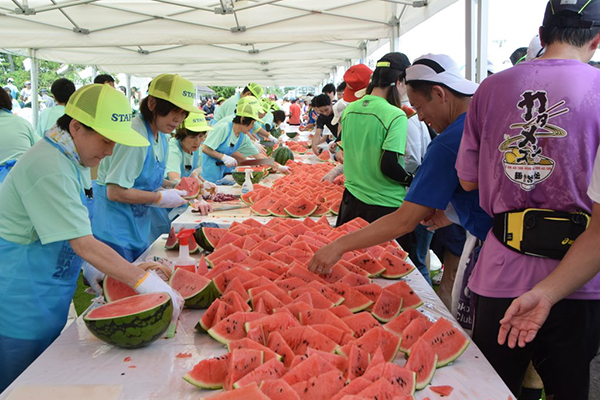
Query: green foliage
209 86 236 99
0 52 91 91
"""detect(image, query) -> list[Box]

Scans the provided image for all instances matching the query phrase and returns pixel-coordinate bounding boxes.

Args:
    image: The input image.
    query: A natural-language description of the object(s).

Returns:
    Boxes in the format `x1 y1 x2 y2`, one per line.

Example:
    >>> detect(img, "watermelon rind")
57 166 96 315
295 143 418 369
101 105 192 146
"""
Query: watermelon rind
273 146 294 165
169 268 219 309
413 317 471 367
182 354 230 390
83 293 173 349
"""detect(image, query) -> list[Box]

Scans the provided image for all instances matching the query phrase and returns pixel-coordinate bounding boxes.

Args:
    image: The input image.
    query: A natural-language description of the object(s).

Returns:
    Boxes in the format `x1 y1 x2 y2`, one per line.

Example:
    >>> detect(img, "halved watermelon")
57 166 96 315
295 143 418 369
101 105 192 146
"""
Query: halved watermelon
169 268 217 309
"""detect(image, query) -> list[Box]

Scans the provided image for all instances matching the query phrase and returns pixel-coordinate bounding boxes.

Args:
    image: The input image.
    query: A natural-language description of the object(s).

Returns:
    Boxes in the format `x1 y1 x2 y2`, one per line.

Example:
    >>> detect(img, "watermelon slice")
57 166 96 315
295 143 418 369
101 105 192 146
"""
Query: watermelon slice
290 370 345 399
282 353 338 385
169 268 217 309
224 348 264 390
379 250 415 279
399 317 434 353
341 312 381 338
175 177 201 199
201 383 270 400
331 377 372 400
197 298 223 332
267 331 296 367
384 281 423 310
103 276 137 303
245 312 300 333
281 326 339 355
284 197 318 218
337 327 400 362
405 338 438 390
208 312 261 344
431 385 454 396
414 317 470 367
228 338 280 362
233 357 286 388
165 227 179 250
347 254 386 277
260 379 301 400
371 289 403 323
384 309 427 337
183 354 229 389
345 342 369 381
251 197 278 217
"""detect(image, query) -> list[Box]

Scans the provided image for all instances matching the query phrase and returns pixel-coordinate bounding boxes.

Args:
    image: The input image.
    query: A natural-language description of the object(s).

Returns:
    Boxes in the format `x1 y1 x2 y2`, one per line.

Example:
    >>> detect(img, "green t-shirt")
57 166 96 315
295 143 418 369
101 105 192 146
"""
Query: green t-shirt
203 122 259 157
340 95 408 207
213 93 239 123
0 139 92 245
0 112 37 165
36 105 65 139
165 137 201 176
96 115 168 188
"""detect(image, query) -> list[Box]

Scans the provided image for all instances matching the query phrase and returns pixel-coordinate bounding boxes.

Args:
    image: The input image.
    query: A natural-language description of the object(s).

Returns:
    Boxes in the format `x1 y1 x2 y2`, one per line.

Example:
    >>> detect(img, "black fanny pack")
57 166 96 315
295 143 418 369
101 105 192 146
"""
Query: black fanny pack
492 208 590 260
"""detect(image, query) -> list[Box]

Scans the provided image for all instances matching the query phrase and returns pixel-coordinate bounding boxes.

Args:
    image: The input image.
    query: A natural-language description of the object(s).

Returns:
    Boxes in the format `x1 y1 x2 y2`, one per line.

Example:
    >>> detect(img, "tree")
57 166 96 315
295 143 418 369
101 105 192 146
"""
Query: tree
0 52 90 91
209 86 236 99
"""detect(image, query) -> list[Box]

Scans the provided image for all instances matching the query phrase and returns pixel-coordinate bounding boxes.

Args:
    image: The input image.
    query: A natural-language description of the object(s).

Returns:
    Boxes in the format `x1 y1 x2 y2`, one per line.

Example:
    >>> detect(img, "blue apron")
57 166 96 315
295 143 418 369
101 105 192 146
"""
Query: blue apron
201 122 244 183
0 138 87 392
0 159 17 184
92 117 167 262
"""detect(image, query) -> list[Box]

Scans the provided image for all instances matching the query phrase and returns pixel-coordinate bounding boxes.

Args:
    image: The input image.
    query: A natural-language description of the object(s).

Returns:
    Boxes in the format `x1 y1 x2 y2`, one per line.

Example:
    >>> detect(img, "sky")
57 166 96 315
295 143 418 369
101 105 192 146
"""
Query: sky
369 0 599 74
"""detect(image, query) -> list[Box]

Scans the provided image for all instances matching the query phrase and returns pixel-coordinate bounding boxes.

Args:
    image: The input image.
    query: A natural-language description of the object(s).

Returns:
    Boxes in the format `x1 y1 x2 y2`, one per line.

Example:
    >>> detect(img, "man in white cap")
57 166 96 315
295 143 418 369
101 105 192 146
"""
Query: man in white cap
458 0 600 397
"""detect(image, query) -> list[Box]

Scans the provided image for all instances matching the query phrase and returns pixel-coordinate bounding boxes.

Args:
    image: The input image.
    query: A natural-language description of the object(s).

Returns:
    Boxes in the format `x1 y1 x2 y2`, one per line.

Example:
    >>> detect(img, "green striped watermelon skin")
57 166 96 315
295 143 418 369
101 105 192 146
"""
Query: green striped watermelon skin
272 147 294 165
83 293 173 349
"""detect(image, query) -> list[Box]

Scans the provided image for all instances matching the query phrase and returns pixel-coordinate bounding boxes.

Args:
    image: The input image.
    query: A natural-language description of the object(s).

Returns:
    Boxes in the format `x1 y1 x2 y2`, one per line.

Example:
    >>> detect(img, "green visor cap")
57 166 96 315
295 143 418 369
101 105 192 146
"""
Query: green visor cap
247 82 264 99
182 113 214 132
149 74 202 114
236 96 264 123
65 84 149 147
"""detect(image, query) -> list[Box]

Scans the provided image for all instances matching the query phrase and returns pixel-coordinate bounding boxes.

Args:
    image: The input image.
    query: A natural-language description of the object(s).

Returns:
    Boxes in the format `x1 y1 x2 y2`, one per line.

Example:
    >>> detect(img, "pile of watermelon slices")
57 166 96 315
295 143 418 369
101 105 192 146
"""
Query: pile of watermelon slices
240 162 344 218
177 216 470 399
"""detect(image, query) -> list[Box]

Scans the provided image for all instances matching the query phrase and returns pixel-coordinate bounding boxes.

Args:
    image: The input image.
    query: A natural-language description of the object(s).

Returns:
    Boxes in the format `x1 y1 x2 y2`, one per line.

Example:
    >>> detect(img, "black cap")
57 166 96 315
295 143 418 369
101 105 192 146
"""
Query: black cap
375 52 411 72
543 0 600 28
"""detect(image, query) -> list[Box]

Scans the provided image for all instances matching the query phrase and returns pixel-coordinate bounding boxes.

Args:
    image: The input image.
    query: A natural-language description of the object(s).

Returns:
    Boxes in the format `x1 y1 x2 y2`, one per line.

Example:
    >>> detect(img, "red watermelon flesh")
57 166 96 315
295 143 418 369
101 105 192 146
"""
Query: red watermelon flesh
282 353 339 385
371 289 403 323
321 263 350 283
400 317 434 353
220 291 251 312
245 312 300 333
251 291 284 314
310 324 348 345
281 326 339 355
384 245 409 260
175 177 200 199
213 267 256 293
380 362 416 396
103 276 137 303
183 353 229 389
208 312 262 345
267 331 296 367
384 309 428 337
249 284 293 304
169 268 216 309
224 348 264 390
203 383 270 399
430 385 454 396
197 254 208 275
339 272 371 287
405 338 438 390
228 338 280 362
251 197 278 217
214 231 242 249
357 377 401 400
290 369 345 400
284 198 318 218
339 327 400 362
298 309 353 337
204 260 235 280
331 377 372 400
379 251 415 279
233 357 286 388
341 312 381 338
275 277 307 292
305 348 348 372
248 266 279 280
268 199 289 218
414 317 470 367
345 342 369 381
353 283 383 303
348 254 386 277
246 326 266 346
329 304 354 318
327 283 373 312
197 298 223 331
260 379 301 400
222 277 250 303
290 287 334 309
384 281 423 310
85 292 165 320
305 281 345 305
253 240 285 254
165 227 178 250
240 191 254 205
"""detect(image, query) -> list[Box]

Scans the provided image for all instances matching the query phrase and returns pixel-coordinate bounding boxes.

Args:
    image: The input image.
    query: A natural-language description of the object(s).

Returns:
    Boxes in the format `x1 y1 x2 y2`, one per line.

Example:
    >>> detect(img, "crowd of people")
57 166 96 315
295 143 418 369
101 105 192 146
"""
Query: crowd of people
2 0 600 398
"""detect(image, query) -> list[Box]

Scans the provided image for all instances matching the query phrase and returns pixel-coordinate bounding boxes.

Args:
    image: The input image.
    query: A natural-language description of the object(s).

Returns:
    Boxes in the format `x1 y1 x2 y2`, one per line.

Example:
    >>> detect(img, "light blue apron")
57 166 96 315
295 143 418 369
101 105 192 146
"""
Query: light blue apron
0 109 16 185
0 138 87 392
201 122 244 183
92 117 167 262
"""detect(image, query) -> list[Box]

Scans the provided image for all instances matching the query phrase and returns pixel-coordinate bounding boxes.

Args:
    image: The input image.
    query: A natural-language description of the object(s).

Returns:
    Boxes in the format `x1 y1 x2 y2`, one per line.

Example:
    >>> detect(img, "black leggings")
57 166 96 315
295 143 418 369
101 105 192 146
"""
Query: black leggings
472 294 600 399
335 188 415 250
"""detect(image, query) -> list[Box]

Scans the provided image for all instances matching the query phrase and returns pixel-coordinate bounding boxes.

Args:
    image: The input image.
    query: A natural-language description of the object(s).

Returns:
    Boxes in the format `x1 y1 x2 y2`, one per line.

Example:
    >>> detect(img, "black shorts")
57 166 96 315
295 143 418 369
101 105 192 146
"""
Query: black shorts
472 294 600 399
335 188 415 250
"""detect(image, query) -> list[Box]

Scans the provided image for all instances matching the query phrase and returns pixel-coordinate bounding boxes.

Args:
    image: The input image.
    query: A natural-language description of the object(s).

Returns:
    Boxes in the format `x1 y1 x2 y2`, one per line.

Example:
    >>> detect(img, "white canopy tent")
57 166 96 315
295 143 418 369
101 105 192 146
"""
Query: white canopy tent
1 0 460 87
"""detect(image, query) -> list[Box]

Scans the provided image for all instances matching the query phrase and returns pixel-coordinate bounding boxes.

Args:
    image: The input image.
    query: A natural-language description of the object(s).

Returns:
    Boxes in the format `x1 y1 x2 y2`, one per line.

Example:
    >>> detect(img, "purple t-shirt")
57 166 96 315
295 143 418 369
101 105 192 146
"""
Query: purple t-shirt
457 59 600 299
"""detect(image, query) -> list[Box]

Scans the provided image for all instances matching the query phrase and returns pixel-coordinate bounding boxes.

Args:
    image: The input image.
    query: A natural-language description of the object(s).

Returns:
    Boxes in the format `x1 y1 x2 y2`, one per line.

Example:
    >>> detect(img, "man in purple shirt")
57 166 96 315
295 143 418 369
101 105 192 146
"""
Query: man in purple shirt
456 1 600 398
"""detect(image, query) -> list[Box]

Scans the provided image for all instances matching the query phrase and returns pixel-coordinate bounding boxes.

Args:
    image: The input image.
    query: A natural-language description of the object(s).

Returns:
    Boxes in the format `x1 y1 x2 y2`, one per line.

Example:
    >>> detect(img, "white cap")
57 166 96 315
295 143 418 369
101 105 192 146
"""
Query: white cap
331 99 348 125
405 53 479 96
526 34 545 61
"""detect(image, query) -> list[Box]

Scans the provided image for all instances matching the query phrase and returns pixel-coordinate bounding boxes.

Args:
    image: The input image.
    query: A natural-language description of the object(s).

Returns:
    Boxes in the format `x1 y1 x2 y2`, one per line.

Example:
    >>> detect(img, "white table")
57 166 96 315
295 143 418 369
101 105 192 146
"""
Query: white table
1 235 514 400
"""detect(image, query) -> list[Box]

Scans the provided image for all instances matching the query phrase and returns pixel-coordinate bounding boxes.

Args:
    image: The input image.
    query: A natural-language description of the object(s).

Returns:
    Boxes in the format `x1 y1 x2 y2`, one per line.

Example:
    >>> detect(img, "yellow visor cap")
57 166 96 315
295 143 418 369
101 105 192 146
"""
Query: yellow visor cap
183 113 214 132
149 74 202 114
236 96 264 123
65 84 149 147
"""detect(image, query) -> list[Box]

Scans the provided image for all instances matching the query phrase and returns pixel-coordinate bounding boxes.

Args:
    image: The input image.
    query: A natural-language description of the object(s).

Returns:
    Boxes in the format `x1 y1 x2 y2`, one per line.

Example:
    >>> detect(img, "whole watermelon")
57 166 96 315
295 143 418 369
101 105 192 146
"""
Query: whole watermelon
83 292 173 349
272 146 294 166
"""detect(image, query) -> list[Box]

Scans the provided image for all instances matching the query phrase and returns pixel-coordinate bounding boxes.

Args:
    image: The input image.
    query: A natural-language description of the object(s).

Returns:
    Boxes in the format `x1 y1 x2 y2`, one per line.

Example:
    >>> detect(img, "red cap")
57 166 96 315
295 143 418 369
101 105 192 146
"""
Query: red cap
176 229 195 246
343 64 373 102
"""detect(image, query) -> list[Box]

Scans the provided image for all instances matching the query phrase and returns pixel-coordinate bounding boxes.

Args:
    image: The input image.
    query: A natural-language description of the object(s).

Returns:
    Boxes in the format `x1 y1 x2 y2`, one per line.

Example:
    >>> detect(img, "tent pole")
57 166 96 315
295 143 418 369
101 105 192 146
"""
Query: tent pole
126 74 131 104
476 0 489 83
465 0 476 81
29 48 39 131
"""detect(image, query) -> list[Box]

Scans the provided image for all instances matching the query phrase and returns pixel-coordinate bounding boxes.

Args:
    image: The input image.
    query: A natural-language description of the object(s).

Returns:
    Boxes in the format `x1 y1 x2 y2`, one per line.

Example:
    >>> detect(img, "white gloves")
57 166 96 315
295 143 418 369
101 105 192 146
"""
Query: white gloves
277 165 290 174
82 262 105 296
153 189 188 208
220 154 237 168
322 163 344 182
136 271 184 331
203 181 217 191
268 135 279 143
191 198 212 215
191 167 203 177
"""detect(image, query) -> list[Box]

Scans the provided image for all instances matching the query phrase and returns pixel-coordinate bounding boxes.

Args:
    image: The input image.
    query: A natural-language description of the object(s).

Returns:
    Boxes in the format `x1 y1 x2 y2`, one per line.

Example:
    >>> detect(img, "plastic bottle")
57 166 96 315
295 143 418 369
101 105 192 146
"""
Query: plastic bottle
173 229 197 273
241 169 254 194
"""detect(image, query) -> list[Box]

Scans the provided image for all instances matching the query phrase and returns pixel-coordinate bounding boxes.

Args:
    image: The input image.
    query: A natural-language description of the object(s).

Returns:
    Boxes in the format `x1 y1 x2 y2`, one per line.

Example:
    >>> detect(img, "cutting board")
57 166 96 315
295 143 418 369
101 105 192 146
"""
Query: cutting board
6 385 122 400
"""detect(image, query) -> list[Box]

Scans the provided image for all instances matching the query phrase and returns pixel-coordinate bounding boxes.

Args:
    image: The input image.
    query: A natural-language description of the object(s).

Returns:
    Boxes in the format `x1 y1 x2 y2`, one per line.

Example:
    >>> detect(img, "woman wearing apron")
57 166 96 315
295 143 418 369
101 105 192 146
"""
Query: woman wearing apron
0 88 37 184
202 96 287 183
91 74 201 266
0 84 183 392
150 113 215 237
